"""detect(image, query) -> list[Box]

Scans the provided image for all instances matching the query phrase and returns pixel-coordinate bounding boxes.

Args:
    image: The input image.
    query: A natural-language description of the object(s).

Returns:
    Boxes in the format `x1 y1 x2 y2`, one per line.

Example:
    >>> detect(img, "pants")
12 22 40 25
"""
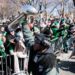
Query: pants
10 51 28 74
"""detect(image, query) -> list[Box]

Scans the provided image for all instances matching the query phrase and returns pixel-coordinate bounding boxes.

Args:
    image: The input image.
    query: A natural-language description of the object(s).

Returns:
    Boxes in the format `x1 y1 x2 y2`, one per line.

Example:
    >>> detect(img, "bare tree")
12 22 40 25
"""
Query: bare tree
0 0 28 19
0 0 74 19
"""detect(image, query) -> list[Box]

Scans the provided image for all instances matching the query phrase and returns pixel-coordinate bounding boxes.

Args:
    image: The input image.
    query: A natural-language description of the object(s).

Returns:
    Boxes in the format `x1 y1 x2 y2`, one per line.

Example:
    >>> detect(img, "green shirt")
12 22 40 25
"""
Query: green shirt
51 21 60 42
0 39 6 58
61 24 69 39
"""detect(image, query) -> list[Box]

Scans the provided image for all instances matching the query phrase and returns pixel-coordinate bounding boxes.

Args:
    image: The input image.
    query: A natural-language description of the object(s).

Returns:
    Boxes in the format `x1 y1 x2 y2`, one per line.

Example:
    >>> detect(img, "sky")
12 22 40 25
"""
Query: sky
38 0 74 16
21 0 74 16
46 0 74 16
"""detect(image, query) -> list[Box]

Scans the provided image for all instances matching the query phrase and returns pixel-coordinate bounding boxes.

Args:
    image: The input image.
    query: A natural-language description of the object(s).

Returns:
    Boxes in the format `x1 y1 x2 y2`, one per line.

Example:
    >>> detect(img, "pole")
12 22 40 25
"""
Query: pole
73 0 75 18
44 0 47 21
61 0 64 17
8 13 24 28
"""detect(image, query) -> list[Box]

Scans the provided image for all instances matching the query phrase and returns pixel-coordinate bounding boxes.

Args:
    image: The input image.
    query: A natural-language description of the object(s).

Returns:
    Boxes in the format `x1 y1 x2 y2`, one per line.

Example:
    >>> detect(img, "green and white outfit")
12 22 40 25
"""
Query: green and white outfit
0 39 6 58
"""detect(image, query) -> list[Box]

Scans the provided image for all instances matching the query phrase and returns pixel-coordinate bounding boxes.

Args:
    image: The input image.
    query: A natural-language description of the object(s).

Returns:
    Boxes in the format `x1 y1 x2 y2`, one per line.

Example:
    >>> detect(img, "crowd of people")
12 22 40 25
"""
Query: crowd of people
0 14 75 75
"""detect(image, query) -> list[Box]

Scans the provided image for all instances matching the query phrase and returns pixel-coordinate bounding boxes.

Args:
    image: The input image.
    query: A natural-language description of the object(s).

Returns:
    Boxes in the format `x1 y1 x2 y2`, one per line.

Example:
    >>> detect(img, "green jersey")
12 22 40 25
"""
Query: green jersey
0 39 6 58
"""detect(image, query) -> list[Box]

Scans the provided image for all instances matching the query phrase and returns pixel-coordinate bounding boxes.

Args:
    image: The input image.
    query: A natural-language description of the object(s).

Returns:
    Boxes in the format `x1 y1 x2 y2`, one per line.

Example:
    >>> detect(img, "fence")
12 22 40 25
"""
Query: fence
0 54 29 75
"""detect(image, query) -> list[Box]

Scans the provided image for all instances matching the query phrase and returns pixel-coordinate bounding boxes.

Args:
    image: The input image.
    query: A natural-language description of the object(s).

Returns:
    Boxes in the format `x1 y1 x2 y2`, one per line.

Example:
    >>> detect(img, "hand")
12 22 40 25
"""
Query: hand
10 39 15 43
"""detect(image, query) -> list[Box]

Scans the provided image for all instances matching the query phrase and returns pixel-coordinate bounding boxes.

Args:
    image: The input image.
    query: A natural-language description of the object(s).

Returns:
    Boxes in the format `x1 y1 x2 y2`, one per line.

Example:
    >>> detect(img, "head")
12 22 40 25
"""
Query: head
73 18 75 24
47 19 51 26
33 34 50 52
9 29 15 36
43 27 51 36
60 18 66 25
16 26 22 33
30 16 34 23
1 27 5 32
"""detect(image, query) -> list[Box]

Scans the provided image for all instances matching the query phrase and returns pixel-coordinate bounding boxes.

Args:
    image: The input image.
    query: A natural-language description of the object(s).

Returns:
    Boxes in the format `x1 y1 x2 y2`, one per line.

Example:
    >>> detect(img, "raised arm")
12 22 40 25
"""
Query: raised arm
22 25 35 49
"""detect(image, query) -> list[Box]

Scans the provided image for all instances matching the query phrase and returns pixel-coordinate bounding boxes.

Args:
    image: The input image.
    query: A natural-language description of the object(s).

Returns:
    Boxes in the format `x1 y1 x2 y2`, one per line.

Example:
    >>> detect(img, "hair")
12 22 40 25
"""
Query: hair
35 34 50 48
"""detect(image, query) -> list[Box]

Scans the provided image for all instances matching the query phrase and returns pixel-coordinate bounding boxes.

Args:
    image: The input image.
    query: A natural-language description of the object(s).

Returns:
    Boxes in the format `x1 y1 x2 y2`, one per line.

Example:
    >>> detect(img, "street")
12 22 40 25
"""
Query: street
57 51 75 75
59 61 75 75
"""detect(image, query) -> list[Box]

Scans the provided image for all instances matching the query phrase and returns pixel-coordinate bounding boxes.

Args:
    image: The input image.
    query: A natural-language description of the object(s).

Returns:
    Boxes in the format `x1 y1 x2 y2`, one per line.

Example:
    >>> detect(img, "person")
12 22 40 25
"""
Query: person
0 32 6 58
22 19 59 75
60 18 69 53
50 19 60 52
6 28 27 74
6 28 15 54
69 26 75 58
15 26 28 71
1 27 7 36
15 26 25 42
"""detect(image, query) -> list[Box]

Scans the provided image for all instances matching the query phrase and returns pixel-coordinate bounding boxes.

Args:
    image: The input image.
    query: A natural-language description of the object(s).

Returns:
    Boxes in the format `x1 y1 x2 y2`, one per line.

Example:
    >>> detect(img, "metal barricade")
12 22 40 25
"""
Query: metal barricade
0 56 4 75
12 55 29 75
0 55 11 75
0 55 29 75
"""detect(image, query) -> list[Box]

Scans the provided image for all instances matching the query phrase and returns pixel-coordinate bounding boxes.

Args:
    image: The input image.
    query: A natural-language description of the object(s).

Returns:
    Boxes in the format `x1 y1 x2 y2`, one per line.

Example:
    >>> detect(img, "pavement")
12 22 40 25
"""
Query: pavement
12 51 75 75
57 51 75 75
57 51 75 62
59 61 75 75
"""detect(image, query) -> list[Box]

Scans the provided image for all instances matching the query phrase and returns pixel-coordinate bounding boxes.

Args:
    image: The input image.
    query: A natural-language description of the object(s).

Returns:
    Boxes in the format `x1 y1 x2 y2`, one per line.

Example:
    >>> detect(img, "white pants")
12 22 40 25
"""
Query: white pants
10 51 28 73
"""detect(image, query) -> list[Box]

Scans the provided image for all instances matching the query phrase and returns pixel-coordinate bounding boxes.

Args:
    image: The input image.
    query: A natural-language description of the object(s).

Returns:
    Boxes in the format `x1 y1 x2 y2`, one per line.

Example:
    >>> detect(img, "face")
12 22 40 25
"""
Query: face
1 27 5 32
10 31 15 35
33 37 41 51
73 18 75 23
73 32 75 35
33 43 41 51
47 21 51 27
